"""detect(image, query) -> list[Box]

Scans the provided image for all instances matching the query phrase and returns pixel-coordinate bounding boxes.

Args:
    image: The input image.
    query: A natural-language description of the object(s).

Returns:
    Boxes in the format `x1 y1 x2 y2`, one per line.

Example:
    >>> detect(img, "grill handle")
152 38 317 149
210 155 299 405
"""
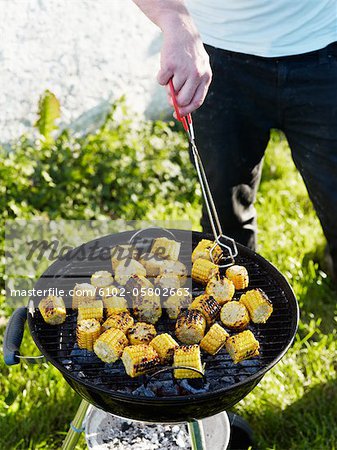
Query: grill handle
3 307 44 365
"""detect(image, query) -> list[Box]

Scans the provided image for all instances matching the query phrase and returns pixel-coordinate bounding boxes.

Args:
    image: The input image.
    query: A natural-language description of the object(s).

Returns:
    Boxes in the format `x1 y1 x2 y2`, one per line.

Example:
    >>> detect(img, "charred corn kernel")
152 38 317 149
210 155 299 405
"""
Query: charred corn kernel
225 265 249 290
78 300 103 322
200 323 229 355
175 309 206 344
122 344 160 377
160 260 188 286
239 288 273 323
164 291 192 319
128 322 157 345
192 258 219 285
173 345 204 379
103 296 128 316
90 271 114 288
220 301 250 330
102 311 134 333
225 330 260 364
72 283 96 309
132 293 162 324
94 328 128 363
151 237 181 261
39 295 66 325
76 318 101 351
114 259 146 285
206 277 235 305
139 253 171 277
155 273 181 290
150 333 179 364
189 294 221 326
100 285 123 300
111 244 138 272
126 274 153 294
192 239 223 264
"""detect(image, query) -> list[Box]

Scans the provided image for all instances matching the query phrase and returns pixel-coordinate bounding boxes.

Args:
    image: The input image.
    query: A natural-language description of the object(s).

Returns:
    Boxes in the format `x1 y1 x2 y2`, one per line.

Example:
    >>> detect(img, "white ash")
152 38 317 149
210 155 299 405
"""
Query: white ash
87 415 191 450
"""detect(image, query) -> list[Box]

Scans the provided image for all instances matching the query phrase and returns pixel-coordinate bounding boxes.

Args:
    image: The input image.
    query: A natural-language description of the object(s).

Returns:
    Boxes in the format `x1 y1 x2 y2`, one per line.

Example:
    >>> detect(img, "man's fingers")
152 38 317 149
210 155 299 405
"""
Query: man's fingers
157 67 173 86
178 81 209 116
176 78 198 107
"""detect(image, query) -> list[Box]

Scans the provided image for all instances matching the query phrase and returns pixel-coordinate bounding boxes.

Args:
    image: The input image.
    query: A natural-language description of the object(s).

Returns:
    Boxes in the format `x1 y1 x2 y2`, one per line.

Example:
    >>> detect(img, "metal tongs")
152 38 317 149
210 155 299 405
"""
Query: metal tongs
168 79 237 267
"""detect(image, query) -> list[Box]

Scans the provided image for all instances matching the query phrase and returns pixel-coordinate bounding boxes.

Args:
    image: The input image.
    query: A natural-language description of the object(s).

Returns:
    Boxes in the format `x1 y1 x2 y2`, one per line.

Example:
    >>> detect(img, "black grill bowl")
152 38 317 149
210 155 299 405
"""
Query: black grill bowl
24 230 298 422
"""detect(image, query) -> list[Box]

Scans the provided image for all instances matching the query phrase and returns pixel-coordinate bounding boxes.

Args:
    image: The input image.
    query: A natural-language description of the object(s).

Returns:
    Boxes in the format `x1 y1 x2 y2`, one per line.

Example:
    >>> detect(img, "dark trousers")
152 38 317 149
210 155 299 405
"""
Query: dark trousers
193 42 337 276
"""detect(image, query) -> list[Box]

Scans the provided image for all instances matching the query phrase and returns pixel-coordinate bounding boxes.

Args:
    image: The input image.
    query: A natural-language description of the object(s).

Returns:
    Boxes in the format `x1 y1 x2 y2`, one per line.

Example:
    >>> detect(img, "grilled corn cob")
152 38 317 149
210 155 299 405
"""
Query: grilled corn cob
128 322 157 345
192 258 219 285
164 291 192 319
94 328 128 363
72 283 96 309
39 295 66 325
239 289 273 323
225 265 249 290
160 260 188 286
90 270 114 288
155 273 181 290
102 311 134 333
151 237 181 261
78 300 103 322
220 301 250 330
189 294 221 326
192 239 223 264
132 292 162 324
175 309 206 344
200 323 229 355
139 253 171 277
206 277 235 305
225 330 260 363
76 318 101 351
173 345 204 379
150 333 179 364
103 296 129 316
111 244 138 272
122 344 160 377
114 259 146 285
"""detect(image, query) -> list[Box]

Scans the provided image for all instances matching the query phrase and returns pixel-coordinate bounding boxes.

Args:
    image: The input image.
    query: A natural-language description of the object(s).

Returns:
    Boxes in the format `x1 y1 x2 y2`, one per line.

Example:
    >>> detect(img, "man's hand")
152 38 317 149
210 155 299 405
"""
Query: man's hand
132 0 212 116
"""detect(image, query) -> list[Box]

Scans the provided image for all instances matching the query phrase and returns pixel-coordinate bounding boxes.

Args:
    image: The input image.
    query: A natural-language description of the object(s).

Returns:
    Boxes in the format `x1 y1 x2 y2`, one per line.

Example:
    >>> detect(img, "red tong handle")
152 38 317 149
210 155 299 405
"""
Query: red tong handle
168 79 192 133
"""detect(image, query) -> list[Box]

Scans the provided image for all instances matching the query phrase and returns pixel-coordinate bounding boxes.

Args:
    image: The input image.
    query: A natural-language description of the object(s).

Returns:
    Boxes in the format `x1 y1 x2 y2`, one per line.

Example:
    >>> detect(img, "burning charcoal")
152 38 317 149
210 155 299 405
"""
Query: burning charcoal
178 378 210 394
70 344 100 364
132 384 156 397
154 380 180 396
220 376 235 385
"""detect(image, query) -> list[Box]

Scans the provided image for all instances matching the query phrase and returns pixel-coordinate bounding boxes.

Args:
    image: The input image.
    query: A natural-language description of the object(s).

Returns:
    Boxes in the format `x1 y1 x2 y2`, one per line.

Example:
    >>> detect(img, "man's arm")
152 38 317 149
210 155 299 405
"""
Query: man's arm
132 0 212 115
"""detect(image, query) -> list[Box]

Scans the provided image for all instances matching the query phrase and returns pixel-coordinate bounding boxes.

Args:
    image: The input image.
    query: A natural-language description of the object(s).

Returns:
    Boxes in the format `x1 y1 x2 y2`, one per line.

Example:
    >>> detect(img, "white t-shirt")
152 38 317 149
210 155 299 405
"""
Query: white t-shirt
185 0 337 57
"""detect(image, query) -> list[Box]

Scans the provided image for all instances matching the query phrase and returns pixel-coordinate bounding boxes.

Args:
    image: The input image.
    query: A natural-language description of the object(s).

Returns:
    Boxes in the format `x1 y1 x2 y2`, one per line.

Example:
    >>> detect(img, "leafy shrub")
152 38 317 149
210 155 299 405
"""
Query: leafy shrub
2 92 200 220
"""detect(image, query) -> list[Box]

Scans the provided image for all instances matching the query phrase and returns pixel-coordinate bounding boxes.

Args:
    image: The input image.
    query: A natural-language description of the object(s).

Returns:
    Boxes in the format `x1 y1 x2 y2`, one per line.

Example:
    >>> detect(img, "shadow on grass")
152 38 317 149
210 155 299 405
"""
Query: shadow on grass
251 378 337 450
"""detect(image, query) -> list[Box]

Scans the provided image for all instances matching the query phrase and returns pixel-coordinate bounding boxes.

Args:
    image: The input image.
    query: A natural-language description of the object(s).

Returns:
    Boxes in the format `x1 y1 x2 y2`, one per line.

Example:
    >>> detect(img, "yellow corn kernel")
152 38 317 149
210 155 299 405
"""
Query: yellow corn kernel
102 311 134 333
225 330 260 364
114 259 146 285
175 309 206 344
192 258 219 285
90 271 114 288
173 345 204 379
72 283 96 309
150 333 179 364
128 322 157 345
155 273 181 290
94 328 128 363
103 296 128 317
77 300 103 322
76 318 101 351
189 294 221 326
200 323 229 355
220 301 250 330
192 239 223 264
111 244 138 272
151 237 181 261
39 295 66 325
225 265 249 290
239 288 273 323
160 260 188 286
206 277 235 305
164 291 192 319
139 253 171 277
122 345 160 377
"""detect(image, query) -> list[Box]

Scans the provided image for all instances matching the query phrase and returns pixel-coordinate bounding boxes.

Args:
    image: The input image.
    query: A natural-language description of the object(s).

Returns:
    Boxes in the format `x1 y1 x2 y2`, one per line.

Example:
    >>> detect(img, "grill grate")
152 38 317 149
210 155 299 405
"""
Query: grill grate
29 231 296 398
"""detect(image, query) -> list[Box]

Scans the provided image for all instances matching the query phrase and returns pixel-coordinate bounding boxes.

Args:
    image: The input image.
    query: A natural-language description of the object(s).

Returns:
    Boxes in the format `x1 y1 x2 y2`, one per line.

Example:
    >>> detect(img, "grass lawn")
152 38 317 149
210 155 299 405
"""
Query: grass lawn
1 131 336 449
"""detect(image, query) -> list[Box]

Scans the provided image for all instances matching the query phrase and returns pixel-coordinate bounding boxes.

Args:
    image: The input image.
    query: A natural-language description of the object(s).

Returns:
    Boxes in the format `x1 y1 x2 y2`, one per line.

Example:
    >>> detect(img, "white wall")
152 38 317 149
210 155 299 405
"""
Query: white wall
1 0 169 143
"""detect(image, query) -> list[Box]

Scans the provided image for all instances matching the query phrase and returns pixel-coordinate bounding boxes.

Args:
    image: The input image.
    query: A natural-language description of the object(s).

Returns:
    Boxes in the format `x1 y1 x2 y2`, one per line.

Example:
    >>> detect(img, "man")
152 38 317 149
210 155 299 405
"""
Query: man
133 0 337 281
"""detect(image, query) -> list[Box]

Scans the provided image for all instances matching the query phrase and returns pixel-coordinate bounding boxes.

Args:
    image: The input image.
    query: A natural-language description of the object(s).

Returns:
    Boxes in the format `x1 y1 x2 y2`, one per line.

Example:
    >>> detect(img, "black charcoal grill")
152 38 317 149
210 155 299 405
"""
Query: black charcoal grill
4 229 298 431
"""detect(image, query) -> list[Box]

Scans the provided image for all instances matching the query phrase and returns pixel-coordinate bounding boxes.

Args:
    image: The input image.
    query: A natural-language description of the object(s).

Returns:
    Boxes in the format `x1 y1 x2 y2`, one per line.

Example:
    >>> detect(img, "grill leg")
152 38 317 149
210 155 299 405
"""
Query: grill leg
188 419 206 450
62 399 90 450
